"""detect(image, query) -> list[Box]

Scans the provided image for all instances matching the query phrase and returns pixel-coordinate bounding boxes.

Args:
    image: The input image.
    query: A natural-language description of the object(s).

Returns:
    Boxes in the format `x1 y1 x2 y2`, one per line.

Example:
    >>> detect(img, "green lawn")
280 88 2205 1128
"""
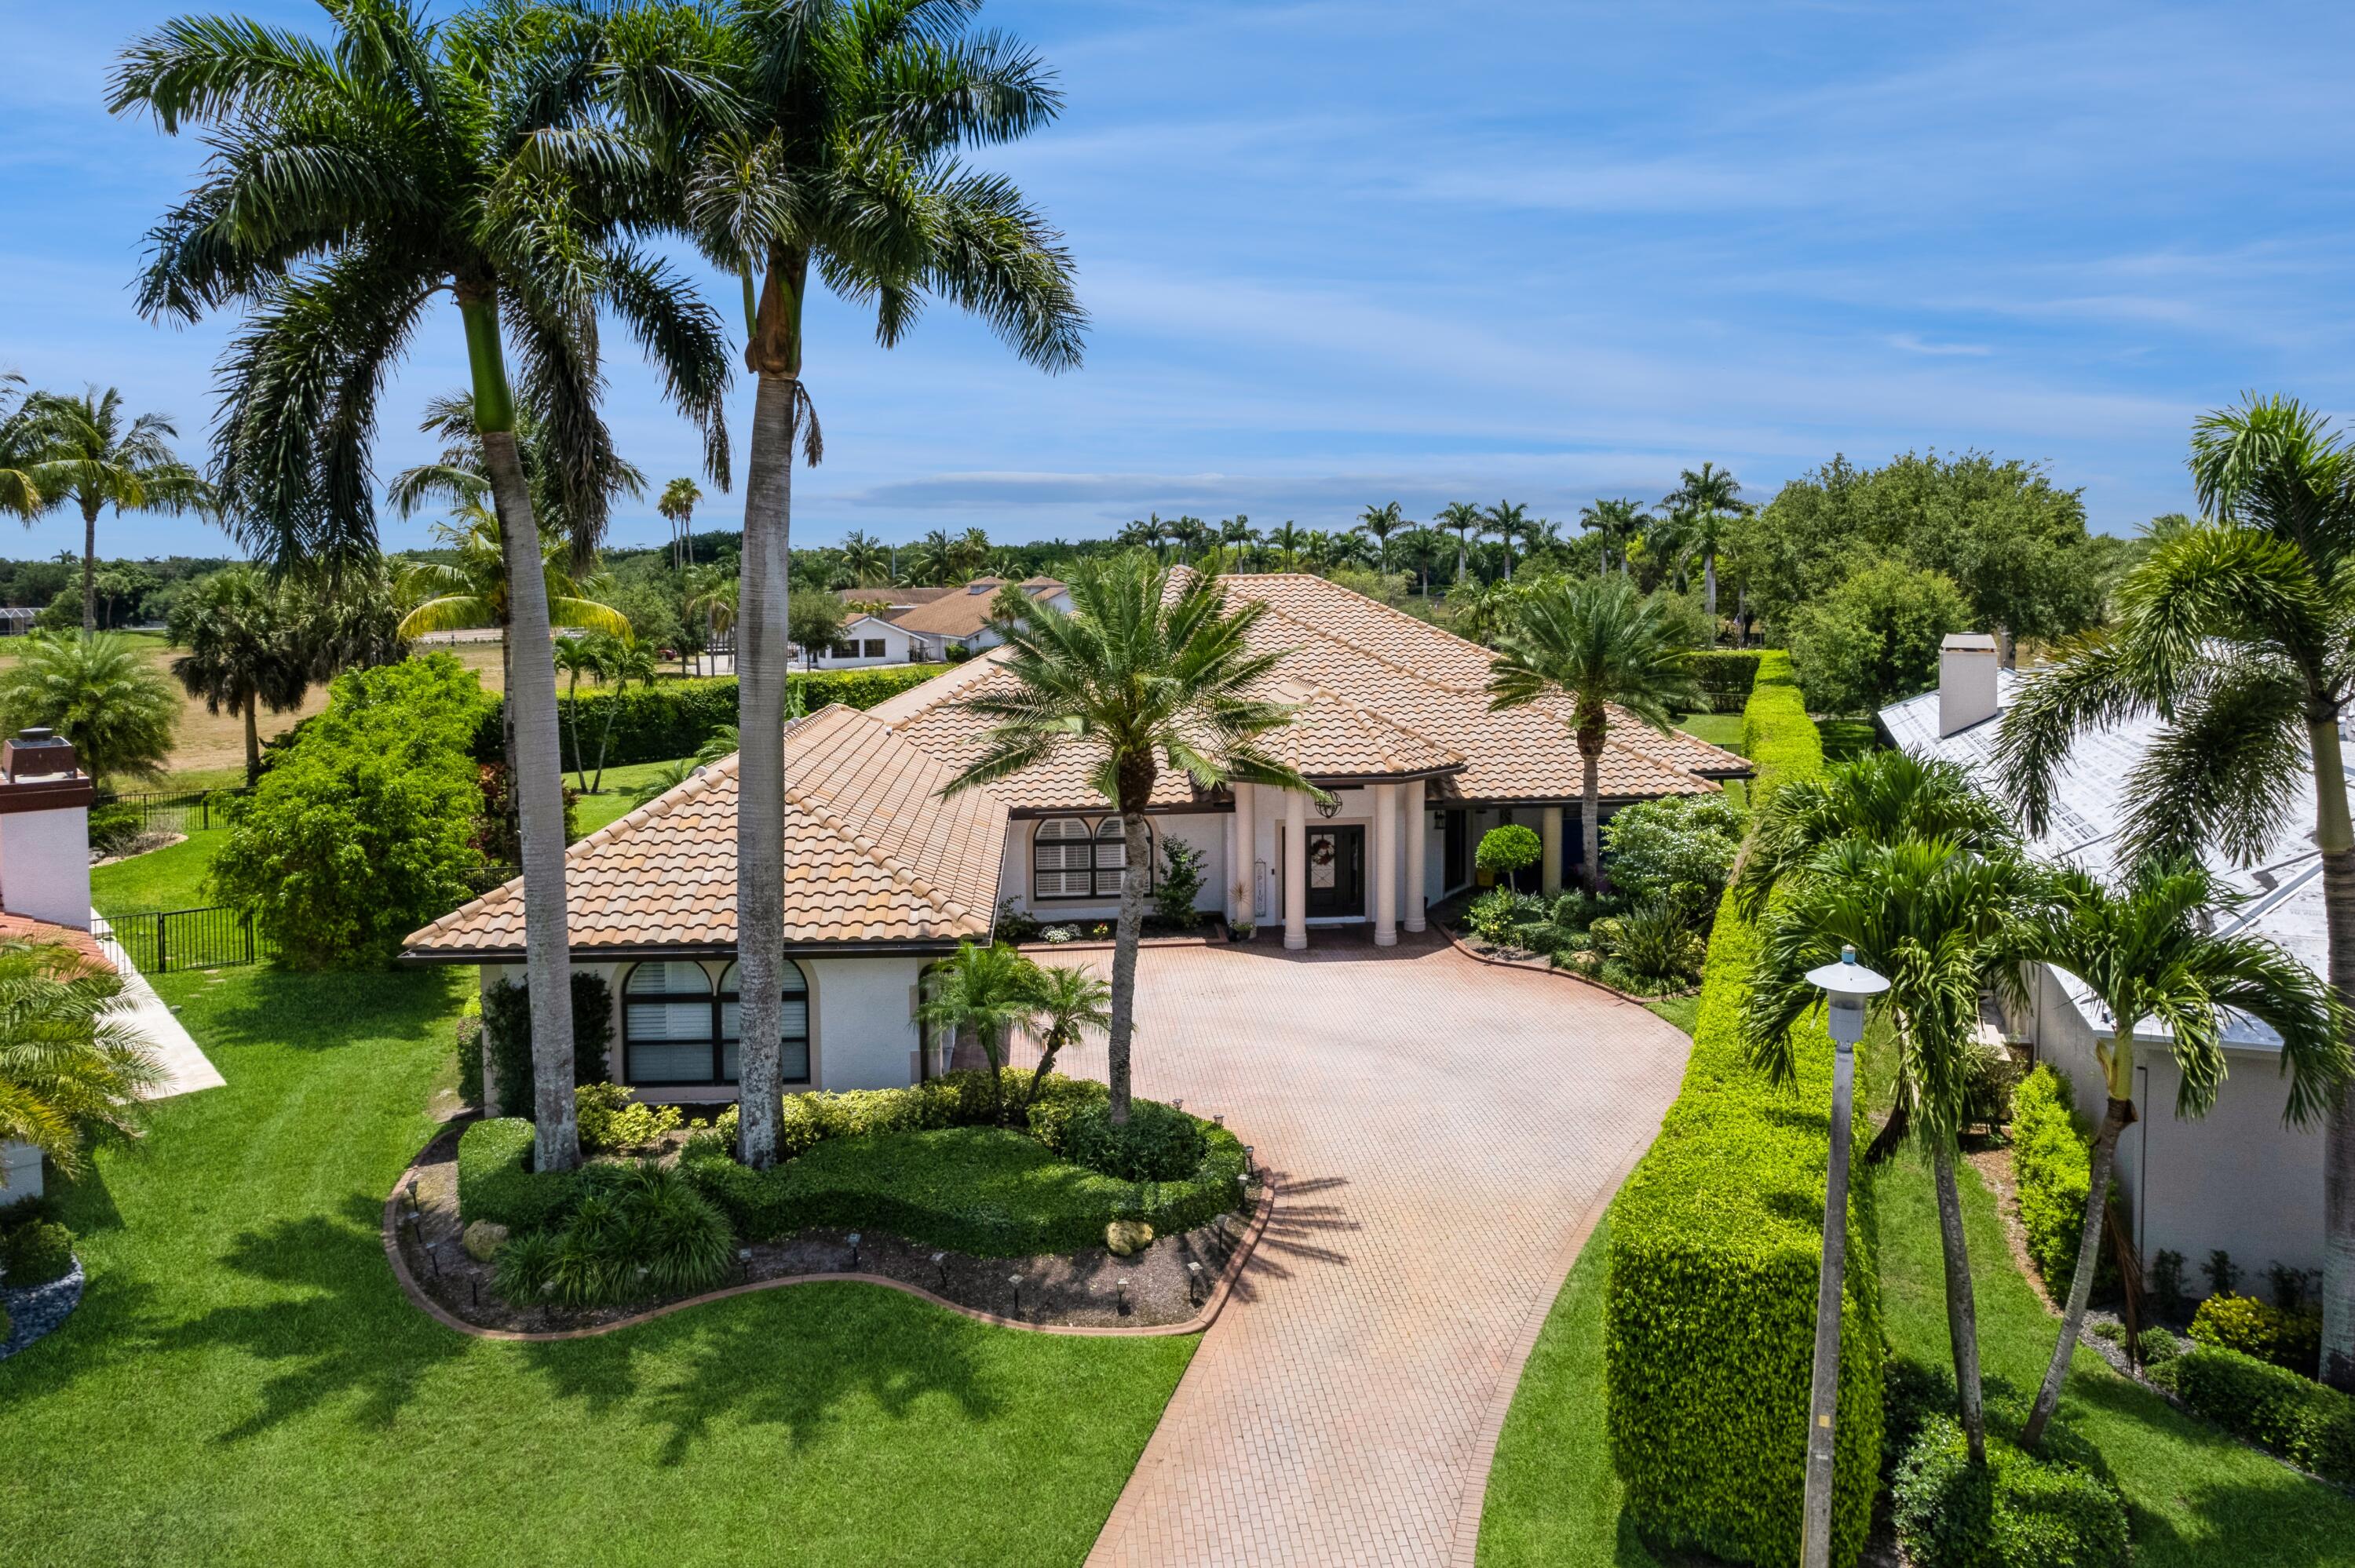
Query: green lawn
0 964 1192 1566
1817 717 1880 761
1673 710 1745 754
571 756 695 834
92 829 226 918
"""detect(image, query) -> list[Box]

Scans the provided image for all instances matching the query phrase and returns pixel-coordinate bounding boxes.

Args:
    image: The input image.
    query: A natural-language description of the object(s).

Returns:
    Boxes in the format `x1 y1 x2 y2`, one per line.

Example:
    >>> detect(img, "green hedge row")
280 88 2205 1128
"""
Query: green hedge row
2155 1343 2355 1486
456 1118 581 1234
1606 647 1885 1568
476 665 947 767
2011 1067 2116 1302
1689 649 1765 713
1890 1414 2129 1568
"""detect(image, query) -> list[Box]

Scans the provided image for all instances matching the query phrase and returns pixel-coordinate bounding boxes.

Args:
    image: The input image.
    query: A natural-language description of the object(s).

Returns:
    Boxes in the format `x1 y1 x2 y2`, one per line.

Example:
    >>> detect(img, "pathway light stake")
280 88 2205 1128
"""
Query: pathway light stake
846 1232 861 1271
1799 945 1887 1568
1008 1274 1023 1315
1116 1277 1129 1314
738 1246 753 1280
933 1252 949 1289
1187 1261 1203 1304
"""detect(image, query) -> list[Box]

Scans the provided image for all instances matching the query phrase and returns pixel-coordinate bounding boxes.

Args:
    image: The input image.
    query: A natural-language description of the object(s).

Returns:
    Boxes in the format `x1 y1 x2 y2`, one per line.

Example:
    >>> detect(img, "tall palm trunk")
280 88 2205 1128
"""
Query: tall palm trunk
1702 549 1718 623
2023 1043 2133 1447
242 695 260 786
79 500 100 634
464 287 579 1172
2312 715 2355 1389
1933 1141 1988 1462
1577 731 1603 895
1107 803 1151 1125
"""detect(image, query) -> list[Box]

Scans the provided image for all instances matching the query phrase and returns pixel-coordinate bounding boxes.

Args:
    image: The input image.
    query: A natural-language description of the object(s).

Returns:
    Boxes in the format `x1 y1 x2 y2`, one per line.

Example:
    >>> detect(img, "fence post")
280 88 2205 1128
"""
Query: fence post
153 912 167 975
243 911 254 966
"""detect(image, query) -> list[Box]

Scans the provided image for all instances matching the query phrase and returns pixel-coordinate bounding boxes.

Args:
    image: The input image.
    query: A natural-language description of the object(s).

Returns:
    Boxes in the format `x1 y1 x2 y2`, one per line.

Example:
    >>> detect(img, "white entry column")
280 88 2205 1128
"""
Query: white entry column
1373 782 1400 946
1404 777 1427 932
1283 789 1309 950
1541 804 1565 899
1231 782 1255 927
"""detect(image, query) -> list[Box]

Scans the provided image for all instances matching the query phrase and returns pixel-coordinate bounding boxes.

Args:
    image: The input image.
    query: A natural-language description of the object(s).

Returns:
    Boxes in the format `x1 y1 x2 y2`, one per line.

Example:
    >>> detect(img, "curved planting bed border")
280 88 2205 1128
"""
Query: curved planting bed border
1436 921 1694 1008
0 1254 85 1360
382 1143 1276 1344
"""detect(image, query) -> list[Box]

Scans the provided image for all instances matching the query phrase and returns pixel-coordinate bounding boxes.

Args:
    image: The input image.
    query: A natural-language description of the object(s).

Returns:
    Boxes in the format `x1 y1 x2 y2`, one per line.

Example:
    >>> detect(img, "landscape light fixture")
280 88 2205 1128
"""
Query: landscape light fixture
847 1232 862 1270
1008 1274 1024 1315
1798 944 1888 1568
933 1252 949 1288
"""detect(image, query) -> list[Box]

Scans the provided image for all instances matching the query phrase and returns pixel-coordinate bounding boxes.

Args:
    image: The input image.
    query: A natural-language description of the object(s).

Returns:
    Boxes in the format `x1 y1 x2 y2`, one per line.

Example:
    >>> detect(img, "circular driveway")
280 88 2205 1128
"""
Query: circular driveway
1020 932 1691 1568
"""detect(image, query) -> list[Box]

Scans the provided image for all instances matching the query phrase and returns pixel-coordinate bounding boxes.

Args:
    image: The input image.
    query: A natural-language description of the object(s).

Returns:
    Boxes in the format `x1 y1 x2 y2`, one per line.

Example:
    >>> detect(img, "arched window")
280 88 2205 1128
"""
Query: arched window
717 961 811 1085
623 961 717 1085
1032 816 1153 901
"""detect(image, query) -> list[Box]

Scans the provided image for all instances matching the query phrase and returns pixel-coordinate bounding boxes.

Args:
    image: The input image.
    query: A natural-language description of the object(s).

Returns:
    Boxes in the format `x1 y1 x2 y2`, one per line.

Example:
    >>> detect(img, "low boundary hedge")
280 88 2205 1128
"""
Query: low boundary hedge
2156 1343 2355 1486
1690 649 1765 713
476 665 946 768
2012 1067 2117 1302
1605 647 1885 1568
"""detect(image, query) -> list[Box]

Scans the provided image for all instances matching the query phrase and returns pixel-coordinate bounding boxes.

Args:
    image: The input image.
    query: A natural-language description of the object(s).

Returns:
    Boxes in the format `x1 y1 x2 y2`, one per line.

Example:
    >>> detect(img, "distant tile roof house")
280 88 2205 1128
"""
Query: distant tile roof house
409 574 1747 1104
1879 633 2334 1291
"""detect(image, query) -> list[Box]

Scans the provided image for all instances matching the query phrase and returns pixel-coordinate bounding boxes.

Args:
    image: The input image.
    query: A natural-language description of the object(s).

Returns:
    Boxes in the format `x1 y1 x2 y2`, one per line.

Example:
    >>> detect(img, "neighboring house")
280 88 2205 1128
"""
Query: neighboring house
406 574 1749 1101
831 585 954 620
0 607 38 637
886 576 1073 662
1880 633 2330 1291
804 612 926 670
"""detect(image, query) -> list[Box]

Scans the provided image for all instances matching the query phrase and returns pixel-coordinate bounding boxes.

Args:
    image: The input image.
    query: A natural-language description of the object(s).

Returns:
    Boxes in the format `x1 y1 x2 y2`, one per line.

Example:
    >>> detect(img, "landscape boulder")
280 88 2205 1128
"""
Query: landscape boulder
462 1221 509 1263
1104 1219 1153 1257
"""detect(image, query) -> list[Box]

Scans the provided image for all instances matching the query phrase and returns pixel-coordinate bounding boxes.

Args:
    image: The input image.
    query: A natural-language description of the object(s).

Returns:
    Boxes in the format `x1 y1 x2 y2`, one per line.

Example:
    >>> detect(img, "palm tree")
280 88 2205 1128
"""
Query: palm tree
1024 962 1112 1107
0 375 64 521
1269 520 1305 571
1993 395 2355 1386
682 563 738 673
394 509 632 651
839 529 891 587
1749 837 2040 1464
114 2 734 1176
553 636 603 793
26 388 210 633
1356 501 1407 571
166 566 310 786
0 632 177 789
586 637 659 794
1579 498 1645 578
1738 749 2016 917
0 940 165 1184
658 476 702 577
1483 500 1531 582
953 527 995 581
2009 857 2350 1447
1434 501 1483 585
917 941 1041 1121
943 556 1313 1122
677 0 1083 1169
1394 527 1444 597
1660 462 1748 622
1219 514 1254 571
904 529 960 586
1487 576 1700 891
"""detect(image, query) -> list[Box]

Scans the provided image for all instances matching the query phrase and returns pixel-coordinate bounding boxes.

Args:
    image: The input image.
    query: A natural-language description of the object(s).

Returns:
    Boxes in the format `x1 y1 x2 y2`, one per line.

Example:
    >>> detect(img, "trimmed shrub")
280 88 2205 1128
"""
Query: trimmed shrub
2190 1290 2322 1378
481 972 615 1116
1 1218 75 1286
1599 793 1746 907
1477 823 1543 879
1891 1415 2129 1568
491 1161 733 1308
2136 1327 2182 1367
455 1012 484 1110
2156 1343 2355 1486
1605 647 1884 1568
1059 1099 1207 1182
2011 1067 2116 1301
575 1082 684 1154
1688 648 1764 713
473 666 943 768
455 1118 581 1233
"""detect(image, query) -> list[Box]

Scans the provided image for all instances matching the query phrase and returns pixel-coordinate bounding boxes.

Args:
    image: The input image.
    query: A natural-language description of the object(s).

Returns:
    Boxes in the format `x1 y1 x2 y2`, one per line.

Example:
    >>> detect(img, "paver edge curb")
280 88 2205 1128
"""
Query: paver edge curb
382 1139 1276 1343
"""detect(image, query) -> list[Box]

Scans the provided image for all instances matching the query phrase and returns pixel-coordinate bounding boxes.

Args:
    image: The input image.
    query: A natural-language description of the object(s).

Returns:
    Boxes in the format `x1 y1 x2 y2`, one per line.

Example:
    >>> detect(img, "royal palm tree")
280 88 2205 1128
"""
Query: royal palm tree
0 939 165 1184
1994 395 2355 1385
1023 961 1112 1107
1269 520 1305 571
943 556 1313 1122
839 529 891 586
1219 514 1254 571
1394 527 1444 596
2009 857 2349 1446
1579 498 1645 578
27 388 210 633
1750 836 2039 1464
0 631 177 789
1661 461 1748 622
677 0 1083 1167
1487 576 1700 891
1356 501 1407 571
167 565 311 785
657 476 701 574
917 940 1041 1121
1434 501 1482 585
1483 499 1531 582
114 1 734 1175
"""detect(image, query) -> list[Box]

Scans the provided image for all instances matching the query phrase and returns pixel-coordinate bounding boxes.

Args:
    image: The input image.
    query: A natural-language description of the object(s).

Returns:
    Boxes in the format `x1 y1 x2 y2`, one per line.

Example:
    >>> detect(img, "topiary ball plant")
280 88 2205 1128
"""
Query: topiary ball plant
1475 823 1543 886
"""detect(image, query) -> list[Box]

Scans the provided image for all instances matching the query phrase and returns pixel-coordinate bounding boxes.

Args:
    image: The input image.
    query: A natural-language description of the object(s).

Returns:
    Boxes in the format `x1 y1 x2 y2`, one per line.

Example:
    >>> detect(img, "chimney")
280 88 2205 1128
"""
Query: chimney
1937 634 2000 738
0 727 96 930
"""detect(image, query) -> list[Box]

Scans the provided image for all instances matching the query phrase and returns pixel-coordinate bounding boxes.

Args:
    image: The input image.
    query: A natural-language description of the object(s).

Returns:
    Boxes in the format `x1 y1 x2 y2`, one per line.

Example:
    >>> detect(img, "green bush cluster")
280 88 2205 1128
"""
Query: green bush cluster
480 973 614 1114
473 666 943 768
491 1161 733 1308
1687 648 1765 713
1605 648 1884 1568
86 800 147 855
575 1082 685 1154
1476 822 1543 878
1 1213 75 1286
1597 793 1747 906
2189 1291 2323 1378
2010 1067 2116 1301
2154 1343 2355 1486
456 1118 581 1234
1890 1415 2129 1568
1056 1099 1205 1181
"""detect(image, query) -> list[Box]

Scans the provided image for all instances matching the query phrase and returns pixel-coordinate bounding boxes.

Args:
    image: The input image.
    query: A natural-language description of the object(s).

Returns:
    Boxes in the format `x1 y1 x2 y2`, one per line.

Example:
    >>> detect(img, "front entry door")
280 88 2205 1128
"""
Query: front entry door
1305 824 1365 918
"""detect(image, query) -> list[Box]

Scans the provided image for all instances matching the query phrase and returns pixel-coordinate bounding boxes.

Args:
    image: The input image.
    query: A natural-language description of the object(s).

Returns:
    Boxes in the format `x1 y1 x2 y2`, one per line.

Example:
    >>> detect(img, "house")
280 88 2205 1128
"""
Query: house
804 612 926 669
884 577 1072 662
1880 634 2329 1291
405 574 1749 1102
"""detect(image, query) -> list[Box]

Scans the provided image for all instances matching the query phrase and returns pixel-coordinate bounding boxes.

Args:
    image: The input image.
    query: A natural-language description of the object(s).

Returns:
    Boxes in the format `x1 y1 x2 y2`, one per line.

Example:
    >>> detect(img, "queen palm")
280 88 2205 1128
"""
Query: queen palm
1751 836 2040 1464
1483 500 1531 582
1434 501 1483 585
0 375 64 521
1994 394 2355 1385
1356 501 1407 571
0 940 166 1185
683 561 737 671
27 388 210 633
167 565 311 785
114 1 733 1175
2009 857 2348 1447
395 509 631 651
1487 576 1701 892
1661 461 1747 622
943 556 1313 1123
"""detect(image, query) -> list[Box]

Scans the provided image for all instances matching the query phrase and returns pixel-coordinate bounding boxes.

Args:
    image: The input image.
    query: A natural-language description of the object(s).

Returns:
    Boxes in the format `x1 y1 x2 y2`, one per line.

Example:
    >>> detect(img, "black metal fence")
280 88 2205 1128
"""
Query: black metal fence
92 787 252 836
108 905 272 974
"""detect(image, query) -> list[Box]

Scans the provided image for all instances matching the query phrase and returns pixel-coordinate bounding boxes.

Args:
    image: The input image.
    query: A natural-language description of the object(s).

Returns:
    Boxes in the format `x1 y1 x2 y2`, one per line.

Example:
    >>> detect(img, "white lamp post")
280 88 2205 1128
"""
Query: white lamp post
1799 944 1888 1568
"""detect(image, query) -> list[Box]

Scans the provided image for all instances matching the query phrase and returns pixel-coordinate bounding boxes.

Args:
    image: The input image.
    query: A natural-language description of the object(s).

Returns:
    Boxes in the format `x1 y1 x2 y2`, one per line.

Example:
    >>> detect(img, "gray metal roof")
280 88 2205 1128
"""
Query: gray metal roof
1880 674 2330 1054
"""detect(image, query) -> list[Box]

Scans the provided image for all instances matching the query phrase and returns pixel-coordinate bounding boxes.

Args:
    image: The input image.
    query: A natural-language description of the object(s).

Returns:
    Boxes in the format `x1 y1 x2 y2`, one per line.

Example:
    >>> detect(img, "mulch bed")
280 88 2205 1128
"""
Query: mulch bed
392 1124 1250 1334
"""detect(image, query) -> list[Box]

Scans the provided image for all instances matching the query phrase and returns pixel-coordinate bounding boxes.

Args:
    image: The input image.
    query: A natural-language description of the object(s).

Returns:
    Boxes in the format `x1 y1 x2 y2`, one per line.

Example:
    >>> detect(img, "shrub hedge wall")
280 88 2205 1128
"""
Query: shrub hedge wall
1606 647 1885 1568
2155 1343 2355 1486
456 1118 582 1234
1689 648 1765 713
474 666 944 768
2011 1067 2117 1302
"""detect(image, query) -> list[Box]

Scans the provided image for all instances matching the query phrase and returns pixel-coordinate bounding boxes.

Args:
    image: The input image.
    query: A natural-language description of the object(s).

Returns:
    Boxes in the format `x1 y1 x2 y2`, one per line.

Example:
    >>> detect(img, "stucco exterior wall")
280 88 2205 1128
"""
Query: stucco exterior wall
2019 959 2325 1290
807 617 922 669
0 804 90 930
997 811 1229 924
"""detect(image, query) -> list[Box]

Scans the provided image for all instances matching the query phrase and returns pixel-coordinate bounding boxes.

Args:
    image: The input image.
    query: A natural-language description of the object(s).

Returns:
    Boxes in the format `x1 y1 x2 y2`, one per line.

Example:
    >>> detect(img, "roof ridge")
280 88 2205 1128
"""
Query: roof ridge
1228 572 1506 687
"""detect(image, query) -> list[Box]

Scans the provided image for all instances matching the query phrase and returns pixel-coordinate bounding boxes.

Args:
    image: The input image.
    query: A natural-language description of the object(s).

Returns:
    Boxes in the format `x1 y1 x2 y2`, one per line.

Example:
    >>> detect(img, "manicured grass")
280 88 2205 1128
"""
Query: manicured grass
92 829 226 917
1674 710 1746 754
570 755 695 834
1817 717 1880 760
1641 994 1700 1036
0 964 1192 1566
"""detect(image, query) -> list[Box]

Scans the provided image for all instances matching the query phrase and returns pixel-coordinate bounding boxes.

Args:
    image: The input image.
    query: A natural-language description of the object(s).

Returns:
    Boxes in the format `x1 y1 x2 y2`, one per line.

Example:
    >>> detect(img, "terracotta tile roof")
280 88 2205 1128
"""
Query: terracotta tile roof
888 578 1066 641
870 574 1747 810
0 913 112 973
837 585 953 622
405 704 1009 958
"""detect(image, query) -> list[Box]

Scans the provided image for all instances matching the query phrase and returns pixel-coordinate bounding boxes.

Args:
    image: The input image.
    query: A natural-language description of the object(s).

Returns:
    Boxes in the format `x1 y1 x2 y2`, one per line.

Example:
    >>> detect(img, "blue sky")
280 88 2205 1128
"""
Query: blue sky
6 1 2354 560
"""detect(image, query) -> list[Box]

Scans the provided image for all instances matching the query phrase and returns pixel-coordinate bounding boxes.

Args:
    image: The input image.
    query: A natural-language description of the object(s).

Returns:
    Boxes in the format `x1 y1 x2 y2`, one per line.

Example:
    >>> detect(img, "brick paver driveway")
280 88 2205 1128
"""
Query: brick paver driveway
1022 932 1690 1568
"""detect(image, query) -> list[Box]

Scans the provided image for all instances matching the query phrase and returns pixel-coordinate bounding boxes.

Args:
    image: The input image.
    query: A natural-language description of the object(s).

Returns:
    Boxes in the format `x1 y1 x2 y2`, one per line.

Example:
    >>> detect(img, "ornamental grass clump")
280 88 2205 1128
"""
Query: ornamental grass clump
492 1161 732 1309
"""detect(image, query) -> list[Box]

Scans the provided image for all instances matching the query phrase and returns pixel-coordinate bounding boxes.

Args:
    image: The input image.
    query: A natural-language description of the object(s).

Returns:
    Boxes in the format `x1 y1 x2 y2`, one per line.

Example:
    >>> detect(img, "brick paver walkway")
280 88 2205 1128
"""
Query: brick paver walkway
1024 932 1689 1568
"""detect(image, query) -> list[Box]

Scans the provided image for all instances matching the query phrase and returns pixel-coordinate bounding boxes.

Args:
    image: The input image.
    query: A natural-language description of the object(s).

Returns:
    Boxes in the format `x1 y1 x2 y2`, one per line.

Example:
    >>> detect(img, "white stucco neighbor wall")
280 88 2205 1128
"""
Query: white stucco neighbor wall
2018 960 2326 1289
807 616 922 669
0 803 91 929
